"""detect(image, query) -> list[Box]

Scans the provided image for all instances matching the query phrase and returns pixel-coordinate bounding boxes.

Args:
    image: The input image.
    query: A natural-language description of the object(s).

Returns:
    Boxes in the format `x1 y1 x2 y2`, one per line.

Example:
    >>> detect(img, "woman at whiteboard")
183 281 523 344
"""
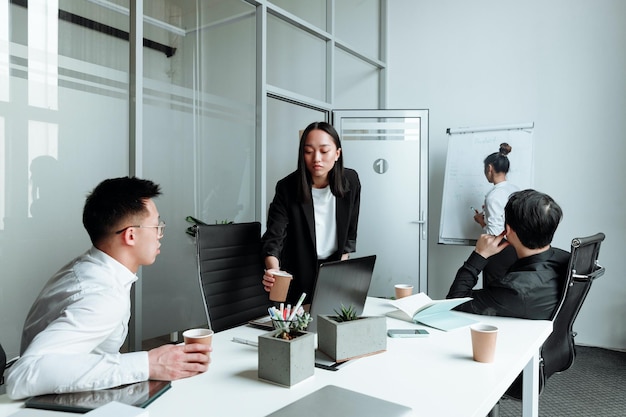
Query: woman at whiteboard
475 143 520 286
473 143 520 235
260 121 361 305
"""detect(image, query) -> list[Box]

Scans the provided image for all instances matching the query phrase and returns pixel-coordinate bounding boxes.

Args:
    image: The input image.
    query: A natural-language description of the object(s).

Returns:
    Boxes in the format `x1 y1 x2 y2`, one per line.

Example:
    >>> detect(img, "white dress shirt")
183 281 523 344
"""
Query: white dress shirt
5 247 149 399
483 180 520 235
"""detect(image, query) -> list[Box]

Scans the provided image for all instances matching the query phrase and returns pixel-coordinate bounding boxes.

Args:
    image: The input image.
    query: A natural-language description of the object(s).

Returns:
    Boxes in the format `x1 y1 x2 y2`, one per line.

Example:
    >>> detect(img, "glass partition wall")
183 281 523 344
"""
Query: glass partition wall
1 0 131 359
0 0 386 357
140 0 257 341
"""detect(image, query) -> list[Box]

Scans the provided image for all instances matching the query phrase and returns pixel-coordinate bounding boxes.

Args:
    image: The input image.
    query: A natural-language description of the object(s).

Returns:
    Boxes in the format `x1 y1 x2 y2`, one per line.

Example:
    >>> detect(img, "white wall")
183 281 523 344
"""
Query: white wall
387 0 626 350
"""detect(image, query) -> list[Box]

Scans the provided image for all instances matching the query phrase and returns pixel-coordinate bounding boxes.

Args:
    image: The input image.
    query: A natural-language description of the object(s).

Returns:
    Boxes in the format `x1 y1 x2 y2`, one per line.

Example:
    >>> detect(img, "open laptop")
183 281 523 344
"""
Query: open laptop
306 255 376 332
248 255 376 333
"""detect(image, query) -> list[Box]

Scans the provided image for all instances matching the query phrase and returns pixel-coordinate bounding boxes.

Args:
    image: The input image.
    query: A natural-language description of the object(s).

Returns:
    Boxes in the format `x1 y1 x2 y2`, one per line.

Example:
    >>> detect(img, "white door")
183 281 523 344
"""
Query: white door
333 110 428 297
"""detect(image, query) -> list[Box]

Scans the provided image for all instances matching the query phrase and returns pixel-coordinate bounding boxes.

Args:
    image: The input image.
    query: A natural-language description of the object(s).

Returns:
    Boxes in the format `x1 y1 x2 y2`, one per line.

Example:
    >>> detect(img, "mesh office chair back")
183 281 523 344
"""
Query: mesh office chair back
505 232 606 401
0 344 6 386
195 222 269 333
542 232 606 379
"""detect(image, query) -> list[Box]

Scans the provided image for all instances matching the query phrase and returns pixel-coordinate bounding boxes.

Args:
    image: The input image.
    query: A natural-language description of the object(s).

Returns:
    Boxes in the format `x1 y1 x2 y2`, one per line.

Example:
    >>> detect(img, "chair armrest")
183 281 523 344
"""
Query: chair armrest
6 356 18 369
1 356 19 386
572 265 605 282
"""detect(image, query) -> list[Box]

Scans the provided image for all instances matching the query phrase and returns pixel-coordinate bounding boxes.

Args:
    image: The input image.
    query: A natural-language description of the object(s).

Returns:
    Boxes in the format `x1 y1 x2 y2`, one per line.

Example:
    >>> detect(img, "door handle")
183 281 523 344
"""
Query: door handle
410 212 426 239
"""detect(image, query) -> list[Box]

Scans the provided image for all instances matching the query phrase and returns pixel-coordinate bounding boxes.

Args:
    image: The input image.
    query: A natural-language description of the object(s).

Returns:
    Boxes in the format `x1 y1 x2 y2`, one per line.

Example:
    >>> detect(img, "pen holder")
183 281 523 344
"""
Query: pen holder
258 328 315 387
271 318 298 332
271 311 313 334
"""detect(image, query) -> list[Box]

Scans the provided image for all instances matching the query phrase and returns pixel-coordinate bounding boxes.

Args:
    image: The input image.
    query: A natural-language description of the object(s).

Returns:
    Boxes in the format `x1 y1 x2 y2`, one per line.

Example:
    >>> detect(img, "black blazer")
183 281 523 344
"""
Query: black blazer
262 168 361 304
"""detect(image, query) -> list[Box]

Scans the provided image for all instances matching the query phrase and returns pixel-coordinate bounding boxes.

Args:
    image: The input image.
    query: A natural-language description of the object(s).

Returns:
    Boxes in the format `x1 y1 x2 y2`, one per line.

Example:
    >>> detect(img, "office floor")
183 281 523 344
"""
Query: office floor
497 345 626 417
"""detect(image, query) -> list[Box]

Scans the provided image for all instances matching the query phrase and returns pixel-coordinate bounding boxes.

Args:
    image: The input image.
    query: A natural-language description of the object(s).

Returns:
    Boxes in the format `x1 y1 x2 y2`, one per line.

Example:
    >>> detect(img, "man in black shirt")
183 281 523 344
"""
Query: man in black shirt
447 189 569 319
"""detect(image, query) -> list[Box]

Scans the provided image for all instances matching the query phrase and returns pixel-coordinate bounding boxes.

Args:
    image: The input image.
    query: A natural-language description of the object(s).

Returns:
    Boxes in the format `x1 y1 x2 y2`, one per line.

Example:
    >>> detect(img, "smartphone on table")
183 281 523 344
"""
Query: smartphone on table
387 329 429 338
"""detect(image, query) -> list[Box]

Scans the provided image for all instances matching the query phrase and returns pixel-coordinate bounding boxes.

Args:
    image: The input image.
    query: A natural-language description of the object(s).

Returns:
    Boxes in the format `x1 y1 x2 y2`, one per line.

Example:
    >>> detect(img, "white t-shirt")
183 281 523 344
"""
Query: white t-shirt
312 186 338 259
483 180 520 235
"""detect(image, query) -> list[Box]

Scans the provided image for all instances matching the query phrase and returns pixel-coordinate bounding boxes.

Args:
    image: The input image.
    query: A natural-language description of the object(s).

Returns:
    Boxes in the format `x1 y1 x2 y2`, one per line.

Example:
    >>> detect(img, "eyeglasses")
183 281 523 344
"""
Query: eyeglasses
115 220 166 238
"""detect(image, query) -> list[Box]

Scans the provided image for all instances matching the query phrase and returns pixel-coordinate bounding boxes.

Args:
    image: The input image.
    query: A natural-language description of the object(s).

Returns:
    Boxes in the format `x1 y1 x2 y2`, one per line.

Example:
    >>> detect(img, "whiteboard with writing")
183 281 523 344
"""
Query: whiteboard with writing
439 125 534 245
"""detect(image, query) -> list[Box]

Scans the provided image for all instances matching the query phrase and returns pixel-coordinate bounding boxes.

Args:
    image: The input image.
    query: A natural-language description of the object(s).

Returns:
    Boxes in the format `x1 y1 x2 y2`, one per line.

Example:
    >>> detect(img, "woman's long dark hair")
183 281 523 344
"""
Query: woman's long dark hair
296 121 347 203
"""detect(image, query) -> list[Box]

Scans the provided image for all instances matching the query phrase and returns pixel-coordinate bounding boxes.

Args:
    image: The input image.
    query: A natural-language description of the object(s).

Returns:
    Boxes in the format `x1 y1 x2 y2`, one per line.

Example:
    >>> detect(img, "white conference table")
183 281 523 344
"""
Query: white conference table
0 297 551 417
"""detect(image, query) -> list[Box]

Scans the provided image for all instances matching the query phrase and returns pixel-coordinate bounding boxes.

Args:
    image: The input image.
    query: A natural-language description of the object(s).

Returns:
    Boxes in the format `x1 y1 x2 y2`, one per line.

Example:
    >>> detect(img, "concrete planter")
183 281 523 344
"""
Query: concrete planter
258 329 315 387
317 314 387 362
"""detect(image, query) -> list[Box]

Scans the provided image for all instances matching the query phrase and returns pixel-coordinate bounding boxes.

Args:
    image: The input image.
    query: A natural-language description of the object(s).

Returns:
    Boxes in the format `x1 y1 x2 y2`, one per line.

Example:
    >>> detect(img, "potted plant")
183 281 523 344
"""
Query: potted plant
317 304 387 362
257 312 314 387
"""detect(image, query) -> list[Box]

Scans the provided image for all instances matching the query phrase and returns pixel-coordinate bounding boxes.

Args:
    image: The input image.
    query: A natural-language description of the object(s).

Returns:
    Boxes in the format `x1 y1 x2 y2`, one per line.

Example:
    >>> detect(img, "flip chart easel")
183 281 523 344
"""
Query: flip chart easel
439 122 534 245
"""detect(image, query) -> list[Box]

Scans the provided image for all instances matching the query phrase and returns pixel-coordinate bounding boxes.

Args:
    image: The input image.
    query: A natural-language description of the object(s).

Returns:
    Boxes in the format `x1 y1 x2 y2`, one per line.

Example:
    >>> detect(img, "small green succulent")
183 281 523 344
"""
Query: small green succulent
293 312 313 331
274 312 313 340
333 304 359 322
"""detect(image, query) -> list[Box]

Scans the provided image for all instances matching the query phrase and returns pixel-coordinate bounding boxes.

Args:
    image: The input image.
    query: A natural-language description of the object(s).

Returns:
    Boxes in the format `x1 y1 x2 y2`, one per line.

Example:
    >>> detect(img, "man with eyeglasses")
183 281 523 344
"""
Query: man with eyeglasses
5 176 210 400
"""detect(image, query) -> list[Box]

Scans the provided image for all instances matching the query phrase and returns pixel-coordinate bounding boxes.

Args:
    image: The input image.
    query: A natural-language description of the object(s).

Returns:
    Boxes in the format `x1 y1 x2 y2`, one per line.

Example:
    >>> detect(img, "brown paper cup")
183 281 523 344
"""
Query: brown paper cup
470 323 498 363
183 328 214 350
269 270 293 302
394 284 414 299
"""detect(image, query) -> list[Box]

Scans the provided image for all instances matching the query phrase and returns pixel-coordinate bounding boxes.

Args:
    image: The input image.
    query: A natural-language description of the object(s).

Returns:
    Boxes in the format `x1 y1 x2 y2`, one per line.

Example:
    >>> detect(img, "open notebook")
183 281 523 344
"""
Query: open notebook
386 292 477 331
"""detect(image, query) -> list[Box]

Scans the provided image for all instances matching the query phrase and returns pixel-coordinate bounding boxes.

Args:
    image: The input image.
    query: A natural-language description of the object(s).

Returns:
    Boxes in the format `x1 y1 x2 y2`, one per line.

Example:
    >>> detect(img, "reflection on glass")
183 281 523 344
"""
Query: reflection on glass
0 0 8 102
28 121 59 220
334 48 379 109
0 117 5 230
140 0 258 339
28 0 59 109
1 0 131 364
267 15 326 101
270 0 326 30
336 0 380 59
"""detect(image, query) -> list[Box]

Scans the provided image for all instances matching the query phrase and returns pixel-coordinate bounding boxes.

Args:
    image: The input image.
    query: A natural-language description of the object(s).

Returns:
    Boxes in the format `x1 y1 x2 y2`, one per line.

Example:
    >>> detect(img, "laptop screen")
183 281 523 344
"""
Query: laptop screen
307 255 376 332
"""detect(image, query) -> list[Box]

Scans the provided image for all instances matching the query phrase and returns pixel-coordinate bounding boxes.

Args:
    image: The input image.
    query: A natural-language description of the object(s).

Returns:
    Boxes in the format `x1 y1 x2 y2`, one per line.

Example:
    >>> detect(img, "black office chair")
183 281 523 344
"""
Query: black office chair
194 222 269 333
489 233 606 416
1 343 18 388
0 344 6 386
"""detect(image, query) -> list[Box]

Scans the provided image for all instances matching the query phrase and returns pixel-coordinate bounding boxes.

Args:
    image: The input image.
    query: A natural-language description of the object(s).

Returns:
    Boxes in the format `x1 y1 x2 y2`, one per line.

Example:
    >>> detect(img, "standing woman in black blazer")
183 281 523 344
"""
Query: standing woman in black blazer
261 121 361 305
